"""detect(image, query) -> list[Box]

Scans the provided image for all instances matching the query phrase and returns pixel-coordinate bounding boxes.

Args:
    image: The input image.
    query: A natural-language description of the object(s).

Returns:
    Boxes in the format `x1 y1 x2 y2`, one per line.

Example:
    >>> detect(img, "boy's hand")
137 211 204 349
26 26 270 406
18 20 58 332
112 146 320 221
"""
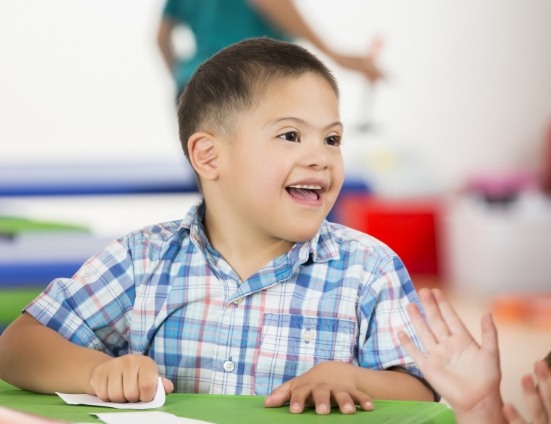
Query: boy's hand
264 361 373 415
398 288 503 415
88 354 174 402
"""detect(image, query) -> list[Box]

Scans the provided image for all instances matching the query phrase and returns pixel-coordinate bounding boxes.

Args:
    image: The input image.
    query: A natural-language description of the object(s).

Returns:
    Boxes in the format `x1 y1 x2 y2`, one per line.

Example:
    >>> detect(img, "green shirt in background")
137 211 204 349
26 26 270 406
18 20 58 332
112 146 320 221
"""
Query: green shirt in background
162 0 290 95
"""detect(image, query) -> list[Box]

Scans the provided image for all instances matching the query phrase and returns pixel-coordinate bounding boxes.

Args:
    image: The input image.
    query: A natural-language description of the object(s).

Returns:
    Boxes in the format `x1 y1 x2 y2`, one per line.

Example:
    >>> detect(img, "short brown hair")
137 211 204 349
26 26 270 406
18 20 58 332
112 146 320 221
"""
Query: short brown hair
545 350 551 369
177 37 338 160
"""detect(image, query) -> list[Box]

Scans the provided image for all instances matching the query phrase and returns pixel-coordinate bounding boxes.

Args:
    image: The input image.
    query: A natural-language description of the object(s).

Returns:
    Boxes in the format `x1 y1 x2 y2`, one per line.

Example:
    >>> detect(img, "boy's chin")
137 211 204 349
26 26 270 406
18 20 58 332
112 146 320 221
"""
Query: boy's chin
285 227 322 243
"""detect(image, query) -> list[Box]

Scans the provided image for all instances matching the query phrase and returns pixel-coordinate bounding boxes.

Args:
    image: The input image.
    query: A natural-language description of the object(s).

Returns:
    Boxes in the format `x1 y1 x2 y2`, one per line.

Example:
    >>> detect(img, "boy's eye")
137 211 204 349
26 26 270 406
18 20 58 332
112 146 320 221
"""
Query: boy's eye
278 131 300 142
325 135 342 146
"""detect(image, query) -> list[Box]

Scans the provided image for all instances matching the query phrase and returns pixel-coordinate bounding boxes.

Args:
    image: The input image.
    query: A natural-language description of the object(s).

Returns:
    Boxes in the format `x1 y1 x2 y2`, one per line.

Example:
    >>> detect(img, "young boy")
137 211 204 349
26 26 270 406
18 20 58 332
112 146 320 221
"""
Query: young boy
0 37 435 415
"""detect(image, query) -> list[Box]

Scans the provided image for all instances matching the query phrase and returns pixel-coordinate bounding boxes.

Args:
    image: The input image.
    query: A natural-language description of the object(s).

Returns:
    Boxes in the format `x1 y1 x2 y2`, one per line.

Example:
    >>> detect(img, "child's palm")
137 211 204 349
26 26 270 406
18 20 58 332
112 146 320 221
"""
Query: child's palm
418 327 501 412
399 289 501 413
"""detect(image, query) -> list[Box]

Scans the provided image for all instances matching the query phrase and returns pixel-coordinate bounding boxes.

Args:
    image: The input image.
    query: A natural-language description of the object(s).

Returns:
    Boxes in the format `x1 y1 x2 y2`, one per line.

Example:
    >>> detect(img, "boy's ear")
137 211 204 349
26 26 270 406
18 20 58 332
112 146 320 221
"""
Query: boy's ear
187 132 219 181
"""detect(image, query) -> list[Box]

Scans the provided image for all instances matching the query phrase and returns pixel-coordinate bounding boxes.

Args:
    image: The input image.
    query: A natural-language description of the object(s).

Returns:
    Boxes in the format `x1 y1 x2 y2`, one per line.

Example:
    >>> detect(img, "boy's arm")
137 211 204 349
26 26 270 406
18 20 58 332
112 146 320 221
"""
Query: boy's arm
0 313 108 394
265 361 433 414
0 313 171 401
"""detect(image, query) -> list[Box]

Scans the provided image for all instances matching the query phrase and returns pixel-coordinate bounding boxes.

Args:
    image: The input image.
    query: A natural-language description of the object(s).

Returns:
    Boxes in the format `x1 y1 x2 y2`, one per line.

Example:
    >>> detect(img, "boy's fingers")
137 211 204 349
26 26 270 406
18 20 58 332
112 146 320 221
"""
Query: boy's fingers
106 374 126 403
161 377 175 394
89 368 110 401
331 389 356 415
311 386 332 415
137 368 160 402
121 369 140 403
264 382 292 408
288 384 311 414
349 389 374 412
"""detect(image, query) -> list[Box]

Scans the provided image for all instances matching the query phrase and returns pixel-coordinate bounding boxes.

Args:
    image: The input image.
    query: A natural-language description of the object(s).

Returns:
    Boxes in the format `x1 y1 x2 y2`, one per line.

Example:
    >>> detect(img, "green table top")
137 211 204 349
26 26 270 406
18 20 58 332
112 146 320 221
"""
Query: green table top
0 380 455 424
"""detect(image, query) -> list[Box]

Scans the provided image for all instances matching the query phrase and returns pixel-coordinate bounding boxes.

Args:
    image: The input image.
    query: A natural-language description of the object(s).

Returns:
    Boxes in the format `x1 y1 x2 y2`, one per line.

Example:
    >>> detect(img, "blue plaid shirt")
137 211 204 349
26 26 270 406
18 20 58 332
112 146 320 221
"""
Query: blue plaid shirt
26 200 426 396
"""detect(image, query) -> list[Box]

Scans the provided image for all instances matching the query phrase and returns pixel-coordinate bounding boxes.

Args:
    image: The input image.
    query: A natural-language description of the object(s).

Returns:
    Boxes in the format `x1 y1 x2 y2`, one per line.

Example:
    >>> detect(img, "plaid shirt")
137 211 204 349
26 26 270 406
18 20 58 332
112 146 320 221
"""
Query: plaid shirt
26 200 425 396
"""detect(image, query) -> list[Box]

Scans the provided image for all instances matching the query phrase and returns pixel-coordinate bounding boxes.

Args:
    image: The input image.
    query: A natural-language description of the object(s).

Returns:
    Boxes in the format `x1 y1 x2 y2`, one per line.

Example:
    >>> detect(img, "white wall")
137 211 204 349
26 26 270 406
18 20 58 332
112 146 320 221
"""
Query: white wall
2 0 551 191
0 0 181 164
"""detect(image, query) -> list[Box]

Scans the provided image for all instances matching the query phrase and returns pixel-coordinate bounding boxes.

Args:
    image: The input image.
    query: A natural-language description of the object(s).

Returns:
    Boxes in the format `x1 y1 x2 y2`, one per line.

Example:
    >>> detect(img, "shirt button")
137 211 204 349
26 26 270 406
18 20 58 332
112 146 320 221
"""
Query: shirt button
303 330 315 343
223 360 235 372
232 297 243 305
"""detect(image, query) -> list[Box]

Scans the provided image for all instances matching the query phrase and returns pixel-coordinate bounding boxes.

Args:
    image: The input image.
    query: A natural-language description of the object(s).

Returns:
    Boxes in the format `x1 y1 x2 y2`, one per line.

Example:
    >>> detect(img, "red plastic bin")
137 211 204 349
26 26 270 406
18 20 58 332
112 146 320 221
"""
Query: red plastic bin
335 195 441 275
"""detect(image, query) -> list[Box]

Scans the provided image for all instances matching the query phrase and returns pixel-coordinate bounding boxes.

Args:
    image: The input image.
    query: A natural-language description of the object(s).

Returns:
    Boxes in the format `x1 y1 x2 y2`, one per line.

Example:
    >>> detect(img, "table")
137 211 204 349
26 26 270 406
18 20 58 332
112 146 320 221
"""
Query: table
0 380 455 423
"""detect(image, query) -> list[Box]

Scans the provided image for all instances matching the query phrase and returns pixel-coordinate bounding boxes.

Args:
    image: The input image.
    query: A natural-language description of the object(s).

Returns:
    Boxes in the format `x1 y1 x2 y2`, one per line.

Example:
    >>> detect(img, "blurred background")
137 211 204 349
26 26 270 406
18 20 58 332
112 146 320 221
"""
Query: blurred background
1 0 550 416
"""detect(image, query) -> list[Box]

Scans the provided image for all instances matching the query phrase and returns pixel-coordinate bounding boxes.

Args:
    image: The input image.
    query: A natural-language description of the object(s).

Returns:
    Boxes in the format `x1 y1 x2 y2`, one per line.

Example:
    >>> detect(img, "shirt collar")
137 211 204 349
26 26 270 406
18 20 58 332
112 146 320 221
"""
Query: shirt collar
180 197 209 252
180 198 340 265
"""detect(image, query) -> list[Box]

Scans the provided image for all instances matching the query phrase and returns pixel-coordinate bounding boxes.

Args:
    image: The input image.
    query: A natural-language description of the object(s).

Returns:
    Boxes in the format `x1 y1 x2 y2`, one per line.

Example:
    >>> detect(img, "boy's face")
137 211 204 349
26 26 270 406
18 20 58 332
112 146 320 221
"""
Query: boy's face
215 72 344 242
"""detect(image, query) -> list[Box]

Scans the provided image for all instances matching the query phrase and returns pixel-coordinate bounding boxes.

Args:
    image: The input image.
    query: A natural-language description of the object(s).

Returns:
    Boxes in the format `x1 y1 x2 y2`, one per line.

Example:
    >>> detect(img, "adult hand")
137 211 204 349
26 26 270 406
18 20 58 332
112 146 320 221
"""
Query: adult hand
330 36 385 84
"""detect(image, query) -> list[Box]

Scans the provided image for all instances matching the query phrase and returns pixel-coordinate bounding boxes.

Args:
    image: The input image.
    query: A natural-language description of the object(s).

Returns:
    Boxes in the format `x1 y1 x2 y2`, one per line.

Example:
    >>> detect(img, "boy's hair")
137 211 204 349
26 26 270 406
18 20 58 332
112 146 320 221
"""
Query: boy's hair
177 37 339 160
545 350 551 369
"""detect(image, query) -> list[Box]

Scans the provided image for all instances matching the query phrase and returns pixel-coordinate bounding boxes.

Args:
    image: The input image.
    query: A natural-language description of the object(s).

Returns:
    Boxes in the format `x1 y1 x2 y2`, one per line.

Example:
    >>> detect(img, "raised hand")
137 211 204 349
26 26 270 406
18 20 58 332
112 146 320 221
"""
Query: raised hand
397 288 504 419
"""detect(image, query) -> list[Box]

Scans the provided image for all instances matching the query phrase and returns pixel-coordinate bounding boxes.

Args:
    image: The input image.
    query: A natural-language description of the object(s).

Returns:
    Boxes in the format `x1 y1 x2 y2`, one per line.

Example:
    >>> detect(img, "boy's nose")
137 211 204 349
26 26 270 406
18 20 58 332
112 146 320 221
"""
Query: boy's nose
301 139 331 168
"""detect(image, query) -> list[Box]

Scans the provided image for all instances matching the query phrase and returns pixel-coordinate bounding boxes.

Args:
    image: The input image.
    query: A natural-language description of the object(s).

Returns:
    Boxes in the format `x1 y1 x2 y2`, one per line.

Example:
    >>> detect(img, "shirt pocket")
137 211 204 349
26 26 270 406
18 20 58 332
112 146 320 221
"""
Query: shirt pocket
253 313 355 395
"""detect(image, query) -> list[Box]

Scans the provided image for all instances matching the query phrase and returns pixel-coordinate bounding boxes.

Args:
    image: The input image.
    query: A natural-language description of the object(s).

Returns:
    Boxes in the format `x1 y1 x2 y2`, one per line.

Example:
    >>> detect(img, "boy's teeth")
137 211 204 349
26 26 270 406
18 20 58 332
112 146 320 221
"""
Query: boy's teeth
290 185 321 189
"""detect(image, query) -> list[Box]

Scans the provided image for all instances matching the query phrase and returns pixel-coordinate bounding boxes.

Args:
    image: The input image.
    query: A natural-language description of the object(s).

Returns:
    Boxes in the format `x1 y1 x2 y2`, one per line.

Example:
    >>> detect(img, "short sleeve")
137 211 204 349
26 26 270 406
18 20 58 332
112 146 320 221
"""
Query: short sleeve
357 255 424 377
24 237 137 356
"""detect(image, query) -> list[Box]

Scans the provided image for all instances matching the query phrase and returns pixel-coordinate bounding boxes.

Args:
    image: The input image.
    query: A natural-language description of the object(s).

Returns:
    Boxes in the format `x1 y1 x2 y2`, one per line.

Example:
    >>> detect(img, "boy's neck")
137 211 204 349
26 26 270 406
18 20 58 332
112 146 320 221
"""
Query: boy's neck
203 210 294 282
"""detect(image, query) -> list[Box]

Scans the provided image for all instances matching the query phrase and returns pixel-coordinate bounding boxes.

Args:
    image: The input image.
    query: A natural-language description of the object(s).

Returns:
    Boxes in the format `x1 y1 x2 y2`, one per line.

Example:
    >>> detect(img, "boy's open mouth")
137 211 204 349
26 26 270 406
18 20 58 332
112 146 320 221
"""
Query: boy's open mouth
286 185 323 201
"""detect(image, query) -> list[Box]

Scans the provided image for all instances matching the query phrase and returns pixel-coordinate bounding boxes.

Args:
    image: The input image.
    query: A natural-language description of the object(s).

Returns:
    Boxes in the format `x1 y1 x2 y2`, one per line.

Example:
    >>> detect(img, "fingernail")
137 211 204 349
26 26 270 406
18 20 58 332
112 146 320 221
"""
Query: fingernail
342 403 355 413
317 404 330 414
290 403 301 413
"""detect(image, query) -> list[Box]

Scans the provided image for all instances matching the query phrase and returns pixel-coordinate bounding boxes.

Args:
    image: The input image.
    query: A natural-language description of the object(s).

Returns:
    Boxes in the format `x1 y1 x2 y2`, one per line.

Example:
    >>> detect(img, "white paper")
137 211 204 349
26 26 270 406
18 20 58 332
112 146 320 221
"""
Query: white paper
55 377 165 410
92 411 214 424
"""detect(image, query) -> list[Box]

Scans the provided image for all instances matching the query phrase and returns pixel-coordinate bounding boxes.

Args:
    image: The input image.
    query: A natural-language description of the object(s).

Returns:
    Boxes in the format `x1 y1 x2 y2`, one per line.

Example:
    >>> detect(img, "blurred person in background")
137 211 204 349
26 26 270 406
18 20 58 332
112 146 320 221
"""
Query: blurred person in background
156 0 384 100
